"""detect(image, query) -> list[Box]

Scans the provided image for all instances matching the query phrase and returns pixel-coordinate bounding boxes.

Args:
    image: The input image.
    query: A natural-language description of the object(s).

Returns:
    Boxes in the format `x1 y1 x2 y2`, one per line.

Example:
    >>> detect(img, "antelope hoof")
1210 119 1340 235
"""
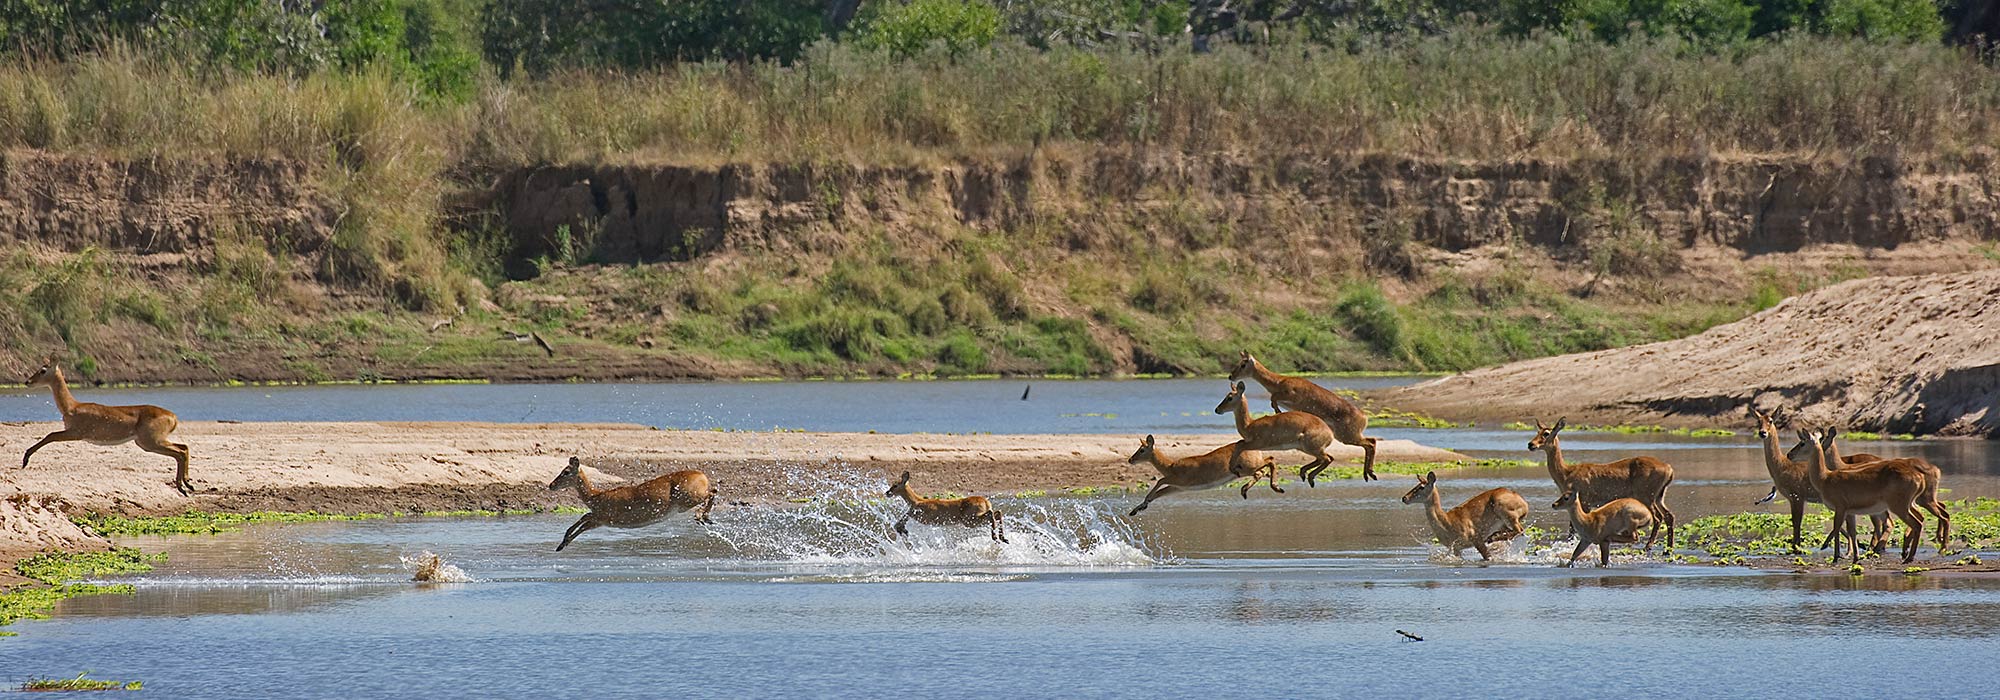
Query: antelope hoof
1363 469 1377 482
1240 484 1252 499
1271 485 1285 494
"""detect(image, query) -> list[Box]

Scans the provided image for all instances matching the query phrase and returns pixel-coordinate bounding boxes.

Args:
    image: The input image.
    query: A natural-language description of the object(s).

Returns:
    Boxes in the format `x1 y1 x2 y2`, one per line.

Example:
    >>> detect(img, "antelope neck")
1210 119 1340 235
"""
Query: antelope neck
1244 360 1283 391
42 370 78 415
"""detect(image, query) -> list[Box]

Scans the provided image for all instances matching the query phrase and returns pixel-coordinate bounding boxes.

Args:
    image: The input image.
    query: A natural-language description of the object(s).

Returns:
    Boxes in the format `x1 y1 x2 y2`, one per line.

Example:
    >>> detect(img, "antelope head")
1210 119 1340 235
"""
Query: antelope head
1749 407 1777 439
1400 471 1439 505
885 471 914 498
1127 435 1158 465
1527 417 1567 452
1213 381 1247 415
1227 351 1258 381
22 357 54 387
1550 489 1578 509
548 456 585 491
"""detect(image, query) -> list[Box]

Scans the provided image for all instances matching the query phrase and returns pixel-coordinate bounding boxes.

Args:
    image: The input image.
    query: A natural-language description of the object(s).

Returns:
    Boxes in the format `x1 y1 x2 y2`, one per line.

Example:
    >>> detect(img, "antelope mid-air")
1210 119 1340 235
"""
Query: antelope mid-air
548 457 717 551
1125 435 1281 516
20 359 194 495
1229 351 1379 482
1215 381 1351 485
885 471 1006 543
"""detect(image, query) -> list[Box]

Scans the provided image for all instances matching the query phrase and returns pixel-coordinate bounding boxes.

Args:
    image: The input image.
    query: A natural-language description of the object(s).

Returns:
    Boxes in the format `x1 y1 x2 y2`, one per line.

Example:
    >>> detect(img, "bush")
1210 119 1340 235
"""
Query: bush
1820 0 1945 41
858 0 1002 59
1335 282 1405 359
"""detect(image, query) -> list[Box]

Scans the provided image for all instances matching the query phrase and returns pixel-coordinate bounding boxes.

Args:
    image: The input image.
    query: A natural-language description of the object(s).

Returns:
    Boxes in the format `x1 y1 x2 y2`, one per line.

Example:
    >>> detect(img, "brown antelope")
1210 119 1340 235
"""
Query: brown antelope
1816 432 1951 554
1748 409 1887 553
1400 471 1529 561
1552 489 1654 567
1527 418 1675 549
1125 435 1281 516
548 457 716 551
20 359 193 495
1215 381 1351 485
886 471 1006 543
1229 351 1378 481
1801 430 1927 564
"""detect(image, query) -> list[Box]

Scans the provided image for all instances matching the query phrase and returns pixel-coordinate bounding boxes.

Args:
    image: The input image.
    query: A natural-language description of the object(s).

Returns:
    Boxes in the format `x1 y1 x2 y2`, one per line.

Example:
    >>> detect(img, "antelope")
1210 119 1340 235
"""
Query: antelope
20 359 193 495
1824 432 1944 552
1527 418 1676 549
1748 408 1886 553
885 471 1006 543
1552 489 1654 567
1800 430 1927 564
1229 351 1378 481
1125 435 1282 516
1400 471 1529 561
1214 381 1351 485
548 457 716 551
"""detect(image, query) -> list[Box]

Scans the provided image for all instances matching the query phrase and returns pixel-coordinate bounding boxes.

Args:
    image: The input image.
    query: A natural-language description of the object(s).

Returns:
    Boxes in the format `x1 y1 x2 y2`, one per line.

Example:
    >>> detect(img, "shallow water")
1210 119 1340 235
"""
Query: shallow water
8 459 2000 698
5 379 1999 696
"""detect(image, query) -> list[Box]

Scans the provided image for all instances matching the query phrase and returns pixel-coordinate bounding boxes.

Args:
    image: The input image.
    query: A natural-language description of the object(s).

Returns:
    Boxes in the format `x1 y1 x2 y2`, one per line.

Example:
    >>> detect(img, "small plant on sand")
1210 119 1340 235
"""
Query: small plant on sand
21 673 141 691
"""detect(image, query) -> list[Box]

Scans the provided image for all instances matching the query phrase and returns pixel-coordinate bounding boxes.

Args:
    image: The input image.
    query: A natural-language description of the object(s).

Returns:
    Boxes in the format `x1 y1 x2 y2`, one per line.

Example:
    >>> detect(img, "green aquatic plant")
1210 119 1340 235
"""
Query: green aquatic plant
21 673 141 691
1956 554 1982 566
1847 564 1866 575
1902 566 1929 575
1838 431 1919 442
1366 409 1461 429
2 549 156 631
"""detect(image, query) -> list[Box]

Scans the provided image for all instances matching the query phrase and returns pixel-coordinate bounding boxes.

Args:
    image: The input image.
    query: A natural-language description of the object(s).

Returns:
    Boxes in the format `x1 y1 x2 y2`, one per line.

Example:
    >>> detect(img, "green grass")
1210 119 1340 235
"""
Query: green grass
20 673 141 692
1674 498 2000 562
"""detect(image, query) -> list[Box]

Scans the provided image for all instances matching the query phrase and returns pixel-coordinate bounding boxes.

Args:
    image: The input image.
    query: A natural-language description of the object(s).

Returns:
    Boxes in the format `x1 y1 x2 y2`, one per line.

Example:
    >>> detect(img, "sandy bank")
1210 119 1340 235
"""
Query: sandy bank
1378 270 2000 436
0 421 1465 563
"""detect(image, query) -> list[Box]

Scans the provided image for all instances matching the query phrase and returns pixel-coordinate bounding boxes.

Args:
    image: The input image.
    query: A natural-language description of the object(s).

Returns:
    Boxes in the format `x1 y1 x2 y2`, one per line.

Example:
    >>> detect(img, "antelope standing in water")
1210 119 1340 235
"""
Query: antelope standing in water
1799 430 1928 564
885 471 1006 543
1527 418 1676 549
1792 427 1950 551
1552 489 1654 568
1400 471 1528 561
1125 435 1281 516
1230 351 1378 481
1214 381 1347 485
1748 408 1886 553
20 359 194 495
548 457 716 551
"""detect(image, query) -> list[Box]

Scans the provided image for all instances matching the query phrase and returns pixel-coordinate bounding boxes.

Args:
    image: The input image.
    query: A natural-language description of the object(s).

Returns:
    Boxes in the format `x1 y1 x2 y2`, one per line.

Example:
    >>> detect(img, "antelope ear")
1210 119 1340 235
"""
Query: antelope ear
1424 471 1437 483
1143 434 1155 446
568 456 581 467
1238 350 1249 360
1234 381 1245 392
899 470 912 481
1553 417 1568 432
1534 418 1546 430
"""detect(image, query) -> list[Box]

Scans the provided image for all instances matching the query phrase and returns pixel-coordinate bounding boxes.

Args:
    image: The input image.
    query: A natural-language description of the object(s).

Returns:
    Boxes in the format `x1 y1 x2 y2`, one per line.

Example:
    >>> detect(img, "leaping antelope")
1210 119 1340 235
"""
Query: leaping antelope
885 471 1006 543
20 358 193 495
548 457 716 551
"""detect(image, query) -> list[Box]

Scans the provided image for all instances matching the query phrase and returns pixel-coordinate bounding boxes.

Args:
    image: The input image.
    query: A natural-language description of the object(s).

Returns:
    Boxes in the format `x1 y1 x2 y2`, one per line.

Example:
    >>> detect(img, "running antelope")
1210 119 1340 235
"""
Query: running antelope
1229 351 1378 482
1800 430 1927 564
548 457 716 551
1552 489 1654 567
1125 435 1281 516
1214 381 1350 485
1527 418 1676 549
20 359 193 495
1401 471 1528 561
1797 428 1950 551
886 471 1006 543
1749 409 1887 553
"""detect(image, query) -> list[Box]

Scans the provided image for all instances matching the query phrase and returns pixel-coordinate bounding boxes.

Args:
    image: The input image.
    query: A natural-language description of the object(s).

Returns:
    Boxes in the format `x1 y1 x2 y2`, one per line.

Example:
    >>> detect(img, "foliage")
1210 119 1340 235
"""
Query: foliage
15 549 159 585
858 0 1002 59
480 0 822 76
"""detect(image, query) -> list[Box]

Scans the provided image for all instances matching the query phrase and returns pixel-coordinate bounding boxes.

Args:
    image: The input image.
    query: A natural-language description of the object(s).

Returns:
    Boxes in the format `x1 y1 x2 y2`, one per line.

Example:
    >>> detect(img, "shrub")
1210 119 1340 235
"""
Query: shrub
859 0 1002 59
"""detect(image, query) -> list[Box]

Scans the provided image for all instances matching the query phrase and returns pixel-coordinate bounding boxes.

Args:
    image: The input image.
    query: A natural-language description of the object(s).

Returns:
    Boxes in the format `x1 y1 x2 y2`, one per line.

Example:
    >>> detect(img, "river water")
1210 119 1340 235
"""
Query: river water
3 379 1998 697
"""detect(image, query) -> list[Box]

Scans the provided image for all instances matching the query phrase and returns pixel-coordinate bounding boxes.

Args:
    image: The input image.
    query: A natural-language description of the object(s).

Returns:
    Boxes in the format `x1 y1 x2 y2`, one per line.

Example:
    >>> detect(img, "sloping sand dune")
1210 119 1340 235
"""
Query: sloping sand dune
1381 270 2000 436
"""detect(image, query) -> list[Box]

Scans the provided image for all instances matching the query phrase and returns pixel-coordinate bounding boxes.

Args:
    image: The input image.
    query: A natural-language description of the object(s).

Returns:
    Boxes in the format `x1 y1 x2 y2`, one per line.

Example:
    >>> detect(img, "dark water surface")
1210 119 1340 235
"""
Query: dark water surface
4 379 1999 697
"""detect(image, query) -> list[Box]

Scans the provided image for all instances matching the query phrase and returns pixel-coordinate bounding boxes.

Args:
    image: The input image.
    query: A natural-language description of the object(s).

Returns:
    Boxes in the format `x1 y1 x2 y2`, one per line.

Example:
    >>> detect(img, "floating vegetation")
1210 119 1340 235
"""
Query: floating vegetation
1675 499 2000 564
1500 422 1735 437
1838 431 1919 442
1903 566 1930 575
2 549 156 631
1367 408 1461 429
75 506 588 537
20 673 141 692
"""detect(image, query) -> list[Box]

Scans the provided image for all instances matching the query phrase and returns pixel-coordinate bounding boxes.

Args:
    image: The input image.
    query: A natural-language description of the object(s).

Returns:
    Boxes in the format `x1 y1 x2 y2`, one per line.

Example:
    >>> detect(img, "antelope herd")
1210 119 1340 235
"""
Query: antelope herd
9 355 1964 565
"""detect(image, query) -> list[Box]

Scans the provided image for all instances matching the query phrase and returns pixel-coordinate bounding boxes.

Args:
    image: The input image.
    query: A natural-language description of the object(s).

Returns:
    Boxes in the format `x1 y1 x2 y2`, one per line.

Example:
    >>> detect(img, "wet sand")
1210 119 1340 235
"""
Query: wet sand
0 420 1465 568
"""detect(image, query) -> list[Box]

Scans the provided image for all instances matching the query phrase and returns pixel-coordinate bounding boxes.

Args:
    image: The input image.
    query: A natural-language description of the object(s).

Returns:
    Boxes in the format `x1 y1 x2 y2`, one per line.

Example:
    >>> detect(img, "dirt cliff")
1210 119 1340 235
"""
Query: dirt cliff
1378 269 2000 437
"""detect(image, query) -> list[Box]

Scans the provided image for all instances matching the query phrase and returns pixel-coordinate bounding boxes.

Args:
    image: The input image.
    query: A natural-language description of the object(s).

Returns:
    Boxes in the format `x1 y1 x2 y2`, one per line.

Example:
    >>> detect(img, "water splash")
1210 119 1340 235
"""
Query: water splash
704 462 1164 570
403 550 472 583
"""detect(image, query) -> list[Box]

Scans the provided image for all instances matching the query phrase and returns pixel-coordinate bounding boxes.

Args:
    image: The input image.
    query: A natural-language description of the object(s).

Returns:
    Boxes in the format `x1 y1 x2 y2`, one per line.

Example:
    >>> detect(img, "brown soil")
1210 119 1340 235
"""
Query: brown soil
1378 269 2000 436
0 420 1463 569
